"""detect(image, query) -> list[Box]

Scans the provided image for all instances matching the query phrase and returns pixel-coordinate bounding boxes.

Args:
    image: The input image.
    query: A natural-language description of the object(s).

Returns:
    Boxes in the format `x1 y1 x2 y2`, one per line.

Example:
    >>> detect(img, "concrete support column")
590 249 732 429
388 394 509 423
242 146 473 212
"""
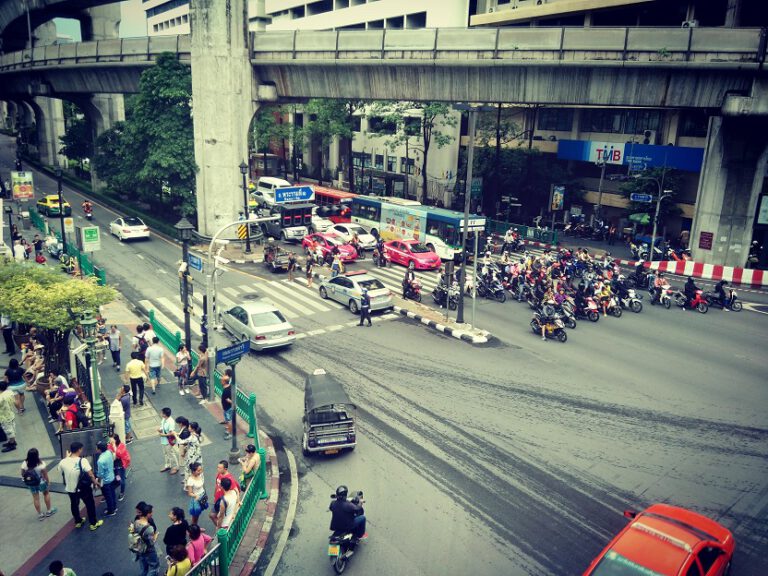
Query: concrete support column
690 116 768 267
80 4 121 41
191 0 255 236
665 110 680 146
725 0 742 27
34 96 66 167
74 94 125 191
569 108 581 140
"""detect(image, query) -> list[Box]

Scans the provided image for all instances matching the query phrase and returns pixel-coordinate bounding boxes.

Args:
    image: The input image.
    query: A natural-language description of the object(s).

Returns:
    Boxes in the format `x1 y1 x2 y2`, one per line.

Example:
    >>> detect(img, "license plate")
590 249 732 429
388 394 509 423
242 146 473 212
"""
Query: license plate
324 449 340 455
328 544 340 556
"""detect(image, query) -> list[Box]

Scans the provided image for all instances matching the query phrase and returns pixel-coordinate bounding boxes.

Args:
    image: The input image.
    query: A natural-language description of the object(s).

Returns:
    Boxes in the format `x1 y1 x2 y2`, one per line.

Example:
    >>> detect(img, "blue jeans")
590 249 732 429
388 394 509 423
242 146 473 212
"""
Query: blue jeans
115 468 127 496
138 548 159 576
101 479 117 513
353 514 366 538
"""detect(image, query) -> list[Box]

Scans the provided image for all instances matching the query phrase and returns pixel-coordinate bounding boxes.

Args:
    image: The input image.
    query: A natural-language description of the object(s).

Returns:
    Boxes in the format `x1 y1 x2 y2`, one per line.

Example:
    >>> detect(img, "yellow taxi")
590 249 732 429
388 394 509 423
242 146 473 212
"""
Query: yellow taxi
36 194 72 216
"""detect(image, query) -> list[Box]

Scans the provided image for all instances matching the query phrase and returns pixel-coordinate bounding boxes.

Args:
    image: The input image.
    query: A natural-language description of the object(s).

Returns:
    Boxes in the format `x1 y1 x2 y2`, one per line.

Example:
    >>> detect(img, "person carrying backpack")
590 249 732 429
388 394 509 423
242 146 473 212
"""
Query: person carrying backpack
130 501 159 576
133 325 149 362
21 447 57 520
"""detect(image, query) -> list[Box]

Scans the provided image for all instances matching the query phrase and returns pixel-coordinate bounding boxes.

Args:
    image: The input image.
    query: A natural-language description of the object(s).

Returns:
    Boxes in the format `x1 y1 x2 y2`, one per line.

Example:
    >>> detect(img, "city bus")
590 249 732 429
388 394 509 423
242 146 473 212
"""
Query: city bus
351 196 485 260
313 186 357 223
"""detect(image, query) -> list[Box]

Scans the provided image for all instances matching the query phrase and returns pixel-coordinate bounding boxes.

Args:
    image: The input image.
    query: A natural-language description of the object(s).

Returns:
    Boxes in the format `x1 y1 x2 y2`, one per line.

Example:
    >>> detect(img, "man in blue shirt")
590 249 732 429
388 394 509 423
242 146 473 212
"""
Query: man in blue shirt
95 441 117 517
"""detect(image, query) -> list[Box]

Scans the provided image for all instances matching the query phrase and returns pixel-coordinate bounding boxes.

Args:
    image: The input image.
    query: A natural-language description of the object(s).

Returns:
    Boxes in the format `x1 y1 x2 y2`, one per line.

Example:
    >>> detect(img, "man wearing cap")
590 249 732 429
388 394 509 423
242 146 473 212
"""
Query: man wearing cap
95 441 117 517
358 289 372 327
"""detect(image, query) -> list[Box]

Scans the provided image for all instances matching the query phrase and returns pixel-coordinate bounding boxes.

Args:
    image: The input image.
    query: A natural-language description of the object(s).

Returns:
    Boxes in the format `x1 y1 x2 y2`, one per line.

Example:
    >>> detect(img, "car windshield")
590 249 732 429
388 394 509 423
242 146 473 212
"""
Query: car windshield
348 225 366 235
250 311 287 327
590 550 665 576
326 236 344 246
358 279 385 290
409 243 430 253
124 217 144 226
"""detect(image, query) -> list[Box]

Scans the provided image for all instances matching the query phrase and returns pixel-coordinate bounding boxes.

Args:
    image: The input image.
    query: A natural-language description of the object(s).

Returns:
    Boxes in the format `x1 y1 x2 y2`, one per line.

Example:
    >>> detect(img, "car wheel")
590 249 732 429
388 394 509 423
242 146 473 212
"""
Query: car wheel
319 286 328 299
280 231 287 241
408 260 415 270
349 299 359 314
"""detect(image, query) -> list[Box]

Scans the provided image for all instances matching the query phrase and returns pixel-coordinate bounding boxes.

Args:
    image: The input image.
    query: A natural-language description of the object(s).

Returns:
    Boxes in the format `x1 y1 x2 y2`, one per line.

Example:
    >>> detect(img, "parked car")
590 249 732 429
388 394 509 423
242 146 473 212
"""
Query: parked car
36 194 71 216
583 504 735 576
109 216 150 241
219 296 296 351
331 223 376 251
318 270 393 314
302 232 358 262
383 239 441 270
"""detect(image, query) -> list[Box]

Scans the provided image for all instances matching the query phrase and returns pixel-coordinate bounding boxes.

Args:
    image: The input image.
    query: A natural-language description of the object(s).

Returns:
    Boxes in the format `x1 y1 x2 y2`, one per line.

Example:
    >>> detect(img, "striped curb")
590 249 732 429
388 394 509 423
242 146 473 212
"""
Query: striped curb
393 306 491 344
612 258 768 288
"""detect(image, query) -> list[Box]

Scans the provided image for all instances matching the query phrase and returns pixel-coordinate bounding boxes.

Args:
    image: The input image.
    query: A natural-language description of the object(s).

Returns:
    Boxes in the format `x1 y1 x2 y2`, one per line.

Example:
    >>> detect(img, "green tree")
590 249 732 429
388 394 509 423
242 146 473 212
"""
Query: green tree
0 263 116 372
92 53 197 216
59 102 93 173
368 101 456 202
619 168 683 231
303 99 363 189
250 106 292 179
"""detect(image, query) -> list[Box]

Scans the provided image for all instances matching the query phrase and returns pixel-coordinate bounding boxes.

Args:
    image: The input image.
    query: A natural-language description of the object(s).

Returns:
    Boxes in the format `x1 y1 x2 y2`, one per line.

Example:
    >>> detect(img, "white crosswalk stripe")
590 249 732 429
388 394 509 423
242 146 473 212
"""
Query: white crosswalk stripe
156 296 203 337
224 285 299 319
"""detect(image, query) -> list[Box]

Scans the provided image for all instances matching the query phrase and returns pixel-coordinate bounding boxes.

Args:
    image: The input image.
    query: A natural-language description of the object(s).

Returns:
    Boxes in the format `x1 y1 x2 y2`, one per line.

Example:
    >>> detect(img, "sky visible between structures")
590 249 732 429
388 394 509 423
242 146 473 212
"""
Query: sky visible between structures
54 0 146 41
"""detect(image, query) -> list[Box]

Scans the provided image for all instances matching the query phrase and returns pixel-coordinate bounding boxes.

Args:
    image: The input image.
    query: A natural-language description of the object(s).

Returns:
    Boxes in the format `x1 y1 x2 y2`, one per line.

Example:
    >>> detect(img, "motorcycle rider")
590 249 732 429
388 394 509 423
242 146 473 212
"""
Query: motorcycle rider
329 486 367 540
714 279 729 311
747 241 761 269
652 270 666 304
612 274 630 302
82 199 93 215
402 268 416 299
683 276 700 309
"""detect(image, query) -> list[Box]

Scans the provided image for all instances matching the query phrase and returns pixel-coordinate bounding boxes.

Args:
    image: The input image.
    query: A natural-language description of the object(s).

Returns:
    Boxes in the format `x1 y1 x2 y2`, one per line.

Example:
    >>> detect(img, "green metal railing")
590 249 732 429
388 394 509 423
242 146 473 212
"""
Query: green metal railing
486 219 558 245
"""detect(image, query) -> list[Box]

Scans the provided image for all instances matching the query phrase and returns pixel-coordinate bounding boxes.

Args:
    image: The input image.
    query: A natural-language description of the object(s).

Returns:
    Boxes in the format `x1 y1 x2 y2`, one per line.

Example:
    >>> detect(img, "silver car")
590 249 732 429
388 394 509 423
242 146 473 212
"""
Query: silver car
219 297 296 351
318 271 393 314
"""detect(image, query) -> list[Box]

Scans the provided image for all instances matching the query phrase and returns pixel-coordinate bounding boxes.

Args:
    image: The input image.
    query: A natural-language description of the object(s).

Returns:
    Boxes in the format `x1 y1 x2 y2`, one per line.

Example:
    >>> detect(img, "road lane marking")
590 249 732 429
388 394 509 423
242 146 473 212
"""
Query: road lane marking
223 285 299 320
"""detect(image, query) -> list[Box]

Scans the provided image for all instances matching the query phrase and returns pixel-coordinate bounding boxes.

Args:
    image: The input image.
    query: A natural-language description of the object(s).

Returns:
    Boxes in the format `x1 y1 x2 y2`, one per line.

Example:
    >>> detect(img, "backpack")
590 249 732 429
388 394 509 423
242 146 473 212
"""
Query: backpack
136 335 149 359
128 522 149 555
67 404 90 429
22 466 41 487
76 458 92 492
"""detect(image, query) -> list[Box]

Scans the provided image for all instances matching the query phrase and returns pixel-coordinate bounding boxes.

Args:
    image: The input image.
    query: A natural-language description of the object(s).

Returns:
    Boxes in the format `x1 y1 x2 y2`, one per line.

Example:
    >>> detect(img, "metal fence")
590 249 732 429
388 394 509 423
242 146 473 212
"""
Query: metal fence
187 544 222 576
486 219 558 245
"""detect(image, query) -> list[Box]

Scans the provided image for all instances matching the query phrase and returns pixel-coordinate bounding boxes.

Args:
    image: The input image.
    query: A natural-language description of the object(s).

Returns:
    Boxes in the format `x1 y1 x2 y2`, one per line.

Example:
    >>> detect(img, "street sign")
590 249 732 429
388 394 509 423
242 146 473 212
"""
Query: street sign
79 225 101 252
63 217 75 235
630 193 654 203
187 253 203 272
11 171 34 200
215 340 251 365
274 185 314 204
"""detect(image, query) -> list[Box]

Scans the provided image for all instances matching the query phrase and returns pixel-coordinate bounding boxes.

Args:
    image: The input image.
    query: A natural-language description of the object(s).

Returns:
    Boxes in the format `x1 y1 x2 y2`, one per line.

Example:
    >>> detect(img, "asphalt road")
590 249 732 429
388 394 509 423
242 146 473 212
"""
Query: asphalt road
3 137 768 575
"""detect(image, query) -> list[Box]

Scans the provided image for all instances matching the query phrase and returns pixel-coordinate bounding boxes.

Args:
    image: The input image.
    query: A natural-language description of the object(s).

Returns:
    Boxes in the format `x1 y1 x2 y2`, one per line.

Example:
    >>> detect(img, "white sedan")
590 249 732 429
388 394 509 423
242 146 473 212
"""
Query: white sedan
110 216 151 241
331 223 376 250
311 207 334 233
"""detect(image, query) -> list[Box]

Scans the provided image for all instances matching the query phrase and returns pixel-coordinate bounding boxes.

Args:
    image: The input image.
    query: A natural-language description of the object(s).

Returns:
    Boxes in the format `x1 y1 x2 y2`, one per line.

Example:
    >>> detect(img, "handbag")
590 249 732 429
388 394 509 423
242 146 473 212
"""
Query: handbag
198 492 209 509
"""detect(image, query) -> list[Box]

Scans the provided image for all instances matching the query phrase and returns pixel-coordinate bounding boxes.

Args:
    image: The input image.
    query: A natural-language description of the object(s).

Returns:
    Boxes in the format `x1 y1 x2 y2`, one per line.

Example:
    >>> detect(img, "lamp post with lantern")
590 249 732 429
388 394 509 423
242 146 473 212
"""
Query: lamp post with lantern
55 165 66 247
174 217 195 352
80 310 106 427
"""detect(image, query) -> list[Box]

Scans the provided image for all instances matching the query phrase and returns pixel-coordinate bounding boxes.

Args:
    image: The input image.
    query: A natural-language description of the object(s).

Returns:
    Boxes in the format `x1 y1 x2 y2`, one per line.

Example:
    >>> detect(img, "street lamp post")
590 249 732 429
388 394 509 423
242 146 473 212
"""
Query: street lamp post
4 205 13 245
80 310 106 427
650 189 673 264
595 160 606 222
239 161 251 254
55 166 66 247
456 109 477 325
174 217 195 352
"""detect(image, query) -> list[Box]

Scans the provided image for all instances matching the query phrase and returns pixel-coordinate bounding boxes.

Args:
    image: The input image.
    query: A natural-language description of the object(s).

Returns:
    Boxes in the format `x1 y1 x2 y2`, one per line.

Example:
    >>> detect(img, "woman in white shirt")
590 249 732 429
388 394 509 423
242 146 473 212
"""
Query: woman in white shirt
175 344 191 396
185 462 207 525
21 448 57 520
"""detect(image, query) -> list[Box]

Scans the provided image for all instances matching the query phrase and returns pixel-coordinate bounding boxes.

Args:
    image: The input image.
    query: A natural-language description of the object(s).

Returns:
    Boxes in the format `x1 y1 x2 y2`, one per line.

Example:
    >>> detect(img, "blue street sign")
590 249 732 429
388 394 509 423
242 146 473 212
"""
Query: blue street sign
188 253 203 272
216 340 251 365
274 185 314 204
630 193 654 203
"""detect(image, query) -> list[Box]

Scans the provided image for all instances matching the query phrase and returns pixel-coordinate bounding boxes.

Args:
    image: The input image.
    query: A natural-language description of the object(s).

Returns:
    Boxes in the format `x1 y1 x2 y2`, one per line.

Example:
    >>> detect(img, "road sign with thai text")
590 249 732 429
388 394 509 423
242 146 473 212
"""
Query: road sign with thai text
275 186 314 204
187 253 203 272
80 226 101 252
630 193 654 203
215 340 251 365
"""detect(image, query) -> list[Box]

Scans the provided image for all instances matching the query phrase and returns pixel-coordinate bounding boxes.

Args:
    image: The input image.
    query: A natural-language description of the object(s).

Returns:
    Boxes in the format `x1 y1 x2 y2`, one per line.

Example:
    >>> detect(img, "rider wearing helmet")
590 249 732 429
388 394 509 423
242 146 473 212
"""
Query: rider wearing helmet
329 485 367 539
612 274 630 300
714 279 729 310
683 276 700 309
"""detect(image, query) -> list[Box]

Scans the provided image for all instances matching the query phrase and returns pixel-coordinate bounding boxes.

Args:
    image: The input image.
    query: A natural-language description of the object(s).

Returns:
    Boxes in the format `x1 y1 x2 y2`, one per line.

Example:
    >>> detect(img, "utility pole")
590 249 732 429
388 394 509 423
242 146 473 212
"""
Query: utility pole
239 161 251 254
456 110 477 325
650 189 672 264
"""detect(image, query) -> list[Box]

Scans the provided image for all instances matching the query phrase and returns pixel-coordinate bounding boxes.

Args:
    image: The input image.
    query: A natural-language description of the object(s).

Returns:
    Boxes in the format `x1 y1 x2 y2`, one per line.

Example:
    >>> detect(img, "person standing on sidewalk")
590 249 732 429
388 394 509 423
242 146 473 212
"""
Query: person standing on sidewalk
208 460 240 525
163 507 189 557
215 477 239 530
0 381 17 452
58 441 103 531
132 502 160 576
108 433 131 502
117 385 135 443
95 441 118 517
132 324 148 361
1 312 15 356
21 447 57 520
108 325 122 372
175 344 191 396
188 345 208 402
145 337 164 395
238 444 261 493
186 524 212 566
158 407 179 475
185 462 207 525
221 375 233 440
47 560 77 576
126 352 147 407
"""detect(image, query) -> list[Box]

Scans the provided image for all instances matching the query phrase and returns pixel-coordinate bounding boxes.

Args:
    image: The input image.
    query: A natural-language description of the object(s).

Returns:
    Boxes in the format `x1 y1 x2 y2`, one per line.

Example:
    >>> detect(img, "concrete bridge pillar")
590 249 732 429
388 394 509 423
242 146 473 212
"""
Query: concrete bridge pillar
690 116 768 267
190 0 255 236
73 94 125 192
80 4 121 41
33 96 66 167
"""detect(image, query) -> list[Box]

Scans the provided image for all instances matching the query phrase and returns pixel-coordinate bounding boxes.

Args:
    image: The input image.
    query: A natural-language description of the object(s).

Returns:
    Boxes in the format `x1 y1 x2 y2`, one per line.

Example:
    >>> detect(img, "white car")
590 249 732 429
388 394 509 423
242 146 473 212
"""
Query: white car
110 216 151 241
331 223 376 250
311 207 334 233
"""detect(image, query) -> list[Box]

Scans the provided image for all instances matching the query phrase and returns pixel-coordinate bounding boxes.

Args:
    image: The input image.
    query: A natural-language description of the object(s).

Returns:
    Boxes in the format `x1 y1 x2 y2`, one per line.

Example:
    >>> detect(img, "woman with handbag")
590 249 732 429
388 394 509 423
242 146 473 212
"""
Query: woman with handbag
185 462 207 525
174 345 191 396
108 433 131 502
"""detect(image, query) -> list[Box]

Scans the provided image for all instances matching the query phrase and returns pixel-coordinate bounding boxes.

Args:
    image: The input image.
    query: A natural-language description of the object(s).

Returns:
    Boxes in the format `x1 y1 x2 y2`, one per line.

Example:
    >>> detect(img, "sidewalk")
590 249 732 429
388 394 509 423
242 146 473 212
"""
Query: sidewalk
0 296 277 576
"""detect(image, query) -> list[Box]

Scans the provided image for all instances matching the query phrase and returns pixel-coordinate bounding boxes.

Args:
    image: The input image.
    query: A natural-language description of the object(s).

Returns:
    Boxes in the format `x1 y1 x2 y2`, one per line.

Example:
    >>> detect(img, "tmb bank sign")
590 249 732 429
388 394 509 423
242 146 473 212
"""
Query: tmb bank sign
558 140 704 172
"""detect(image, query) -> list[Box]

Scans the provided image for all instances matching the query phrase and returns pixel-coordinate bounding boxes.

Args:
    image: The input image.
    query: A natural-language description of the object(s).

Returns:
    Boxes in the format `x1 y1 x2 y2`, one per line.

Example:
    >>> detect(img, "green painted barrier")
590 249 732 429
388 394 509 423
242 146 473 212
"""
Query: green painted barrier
486 219 558 245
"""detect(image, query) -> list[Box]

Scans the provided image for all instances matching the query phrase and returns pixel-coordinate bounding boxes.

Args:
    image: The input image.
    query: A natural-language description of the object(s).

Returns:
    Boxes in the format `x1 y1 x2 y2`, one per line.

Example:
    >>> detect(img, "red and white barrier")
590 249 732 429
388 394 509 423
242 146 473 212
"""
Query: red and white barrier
613 258 767 288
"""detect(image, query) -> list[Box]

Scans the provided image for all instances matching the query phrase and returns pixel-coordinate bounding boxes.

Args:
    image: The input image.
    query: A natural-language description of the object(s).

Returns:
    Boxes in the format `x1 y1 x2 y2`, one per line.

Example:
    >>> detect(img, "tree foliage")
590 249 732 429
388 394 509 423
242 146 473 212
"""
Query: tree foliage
367 101 456 202
619 168 683 227
250 106 291 155
0 263 116 371
59 115 93 165
92 53 197 216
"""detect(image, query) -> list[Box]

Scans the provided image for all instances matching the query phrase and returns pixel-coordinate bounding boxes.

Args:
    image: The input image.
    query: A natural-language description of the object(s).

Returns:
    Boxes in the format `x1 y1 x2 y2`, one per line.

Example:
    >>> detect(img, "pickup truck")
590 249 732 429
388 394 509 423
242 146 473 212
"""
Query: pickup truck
259 202 313 242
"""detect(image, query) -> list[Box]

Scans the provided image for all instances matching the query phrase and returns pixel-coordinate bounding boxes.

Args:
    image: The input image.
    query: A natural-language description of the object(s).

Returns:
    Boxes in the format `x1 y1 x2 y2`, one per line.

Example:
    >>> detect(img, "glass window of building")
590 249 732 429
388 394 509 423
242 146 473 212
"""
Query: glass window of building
538 109 574 132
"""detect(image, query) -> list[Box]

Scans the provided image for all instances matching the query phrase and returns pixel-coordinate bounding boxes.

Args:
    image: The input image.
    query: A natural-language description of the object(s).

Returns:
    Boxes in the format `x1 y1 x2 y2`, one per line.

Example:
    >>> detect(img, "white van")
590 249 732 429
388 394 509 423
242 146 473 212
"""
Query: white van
252 177 292 208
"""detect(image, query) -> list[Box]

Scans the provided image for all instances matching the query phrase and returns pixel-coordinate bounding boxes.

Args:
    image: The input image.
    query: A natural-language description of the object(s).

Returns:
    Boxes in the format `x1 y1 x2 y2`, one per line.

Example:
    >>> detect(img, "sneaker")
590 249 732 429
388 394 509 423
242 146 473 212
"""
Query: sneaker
1 443 17 452
541 337 546 341
90 520 104 531
75 520 85 528
118 494 125 502
179 390 184 396
38 513 46 521
46 507 58 517
224 433 232 440
359 533 369 540
105 510 117 517
126 437 134 445
151 389 156 395
198 400 207 405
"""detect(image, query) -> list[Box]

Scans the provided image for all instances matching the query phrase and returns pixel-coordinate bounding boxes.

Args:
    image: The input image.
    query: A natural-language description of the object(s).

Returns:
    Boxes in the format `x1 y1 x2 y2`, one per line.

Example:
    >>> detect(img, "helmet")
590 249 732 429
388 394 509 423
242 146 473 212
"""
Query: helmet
485 251 491 257
753 240 759 245
637 259 645 265
687 276 694 281
519 259 525 264
618 275 625 281
335 486 348 500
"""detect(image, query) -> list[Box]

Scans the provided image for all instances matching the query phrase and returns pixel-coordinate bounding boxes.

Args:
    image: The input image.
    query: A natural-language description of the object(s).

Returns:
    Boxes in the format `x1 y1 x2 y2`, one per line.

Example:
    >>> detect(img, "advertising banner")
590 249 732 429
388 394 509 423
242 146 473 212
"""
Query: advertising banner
380 205 425 242
551 186 565 211
558 140 704 172
11 171 34 200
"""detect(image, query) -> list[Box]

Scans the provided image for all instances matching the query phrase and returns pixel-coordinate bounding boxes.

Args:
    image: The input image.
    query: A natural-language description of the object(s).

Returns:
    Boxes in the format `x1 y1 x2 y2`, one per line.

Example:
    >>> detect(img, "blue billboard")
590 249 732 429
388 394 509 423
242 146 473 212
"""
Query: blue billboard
557 140 704 172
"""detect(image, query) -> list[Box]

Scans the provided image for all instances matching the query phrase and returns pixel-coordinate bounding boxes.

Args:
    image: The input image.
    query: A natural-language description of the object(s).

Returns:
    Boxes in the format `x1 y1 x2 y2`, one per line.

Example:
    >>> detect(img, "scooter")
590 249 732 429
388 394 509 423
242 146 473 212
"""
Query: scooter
328 491 366 574
83 204 94 221
617 289 643 313
703 289 742 312
432 281 459 310
674 289 709 313
403 279 422 303
372 247 389 268
530 312 567 342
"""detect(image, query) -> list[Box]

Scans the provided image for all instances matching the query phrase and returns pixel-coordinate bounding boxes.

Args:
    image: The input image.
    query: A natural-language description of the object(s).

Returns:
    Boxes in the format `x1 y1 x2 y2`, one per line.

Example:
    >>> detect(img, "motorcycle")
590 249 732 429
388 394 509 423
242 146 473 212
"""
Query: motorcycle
328 490 365 574
674 289 709 313
572 297 600 322
530 312 568 343
432 281 459 311
372 247 389 268
477 275 507 303
617 289 643 313
554 302 578 329
83 203 93 220
403 279 422 302
703 289 742 312
600 295 623 318
649 284 674 309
